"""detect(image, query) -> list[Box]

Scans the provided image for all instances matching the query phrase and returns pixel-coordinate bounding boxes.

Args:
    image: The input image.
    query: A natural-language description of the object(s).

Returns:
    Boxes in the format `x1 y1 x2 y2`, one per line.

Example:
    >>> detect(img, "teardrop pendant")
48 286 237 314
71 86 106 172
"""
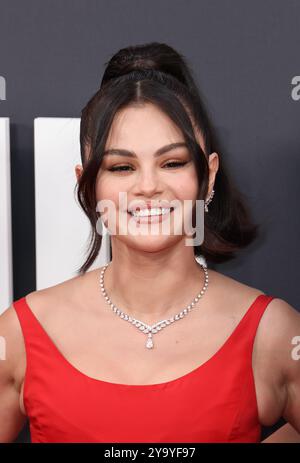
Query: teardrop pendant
146 333 154 349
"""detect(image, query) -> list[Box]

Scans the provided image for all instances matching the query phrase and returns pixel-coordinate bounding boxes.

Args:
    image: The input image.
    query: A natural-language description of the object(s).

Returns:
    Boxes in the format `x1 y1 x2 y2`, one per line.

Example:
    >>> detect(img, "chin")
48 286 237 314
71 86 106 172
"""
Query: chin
123 234 183 252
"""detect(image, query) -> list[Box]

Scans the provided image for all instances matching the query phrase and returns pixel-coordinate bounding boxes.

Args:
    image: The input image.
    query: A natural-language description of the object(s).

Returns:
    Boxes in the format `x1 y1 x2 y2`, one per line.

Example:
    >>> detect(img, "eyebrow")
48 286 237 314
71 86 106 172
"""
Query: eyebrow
103 142 188 158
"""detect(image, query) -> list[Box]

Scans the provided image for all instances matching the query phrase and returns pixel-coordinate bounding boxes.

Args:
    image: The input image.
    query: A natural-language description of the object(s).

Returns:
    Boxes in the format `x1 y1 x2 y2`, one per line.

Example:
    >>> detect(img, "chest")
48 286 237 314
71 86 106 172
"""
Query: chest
17 303 284 427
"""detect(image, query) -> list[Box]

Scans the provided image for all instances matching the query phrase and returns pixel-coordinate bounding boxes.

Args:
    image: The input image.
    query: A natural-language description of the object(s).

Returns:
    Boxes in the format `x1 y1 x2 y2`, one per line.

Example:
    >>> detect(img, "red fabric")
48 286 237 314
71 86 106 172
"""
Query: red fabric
13 294 275 443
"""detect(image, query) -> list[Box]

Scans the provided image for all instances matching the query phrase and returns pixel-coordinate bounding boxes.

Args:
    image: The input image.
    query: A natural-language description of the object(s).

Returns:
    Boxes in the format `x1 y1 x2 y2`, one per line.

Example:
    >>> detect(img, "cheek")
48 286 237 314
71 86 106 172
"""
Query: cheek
169 170 199 201
95 175 121 205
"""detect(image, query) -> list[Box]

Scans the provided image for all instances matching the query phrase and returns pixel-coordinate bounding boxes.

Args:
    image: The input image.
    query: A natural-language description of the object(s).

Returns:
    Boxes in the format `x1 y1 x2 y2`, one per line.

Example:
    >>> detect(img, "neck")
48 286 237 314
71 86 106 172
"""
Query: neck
101 242 207 323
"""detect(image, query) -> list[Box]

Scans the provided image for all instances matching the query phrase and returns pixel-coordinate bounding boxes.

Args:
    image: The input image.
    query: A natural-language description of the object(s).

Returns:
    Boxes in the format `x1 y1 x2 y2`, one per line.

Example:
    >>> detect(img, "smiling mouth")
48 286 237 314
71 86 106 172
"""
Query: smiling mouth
126 208 175 225
127 207 175 217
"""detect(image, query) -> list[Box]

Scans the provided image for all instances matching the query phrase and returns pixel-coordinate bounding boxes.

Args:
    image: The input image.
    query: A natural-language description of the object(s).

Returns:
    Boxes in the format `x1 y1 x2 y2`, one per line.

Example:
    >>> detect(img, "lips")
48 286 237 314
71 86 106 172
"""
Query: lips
127 207 175 223
127 201 175 214
127 206 174 217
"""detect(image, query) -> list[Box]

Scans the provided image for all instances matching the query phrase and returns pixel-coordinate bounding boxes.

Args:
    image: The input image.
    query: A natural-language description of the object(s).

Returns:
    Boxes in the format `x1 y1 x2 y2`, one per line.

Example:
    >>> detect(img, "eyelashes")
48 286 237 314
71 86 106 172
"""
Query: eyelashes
107 161 189 173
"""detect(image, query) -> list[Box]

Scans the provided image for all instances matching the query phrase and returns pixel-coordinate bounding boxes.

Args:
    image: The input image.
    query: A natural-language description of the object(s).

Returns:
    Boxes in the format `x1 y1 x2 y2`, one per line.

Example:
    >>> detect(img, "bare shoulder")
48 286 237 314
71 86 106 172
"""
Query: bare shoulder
207 268 265 295
206 268 266 313
253 295 300 376
0 302 27 381
255 296 300 338
249 291 300 360
4 267 104 381
208 268 299 351
0 305 28 439
24 266 104 321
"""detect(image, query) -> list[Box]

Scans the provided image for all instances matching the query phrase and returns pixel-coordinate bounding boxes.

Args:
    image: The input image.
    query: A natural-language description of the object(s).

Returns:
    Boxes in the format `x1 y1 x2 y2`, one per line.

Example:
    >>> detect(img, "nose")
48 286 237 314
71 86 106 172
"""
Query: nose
132 168 163 197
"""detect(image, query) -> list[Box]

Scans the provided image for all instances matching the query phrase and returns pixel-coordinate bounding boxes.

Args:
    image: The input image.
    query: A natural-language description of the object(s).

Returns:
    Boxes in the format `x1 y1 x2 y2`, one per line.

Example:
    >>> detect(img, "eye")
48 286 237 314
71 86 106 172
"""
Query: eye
107 165 133 172
163 161 188 169
107 161 188 173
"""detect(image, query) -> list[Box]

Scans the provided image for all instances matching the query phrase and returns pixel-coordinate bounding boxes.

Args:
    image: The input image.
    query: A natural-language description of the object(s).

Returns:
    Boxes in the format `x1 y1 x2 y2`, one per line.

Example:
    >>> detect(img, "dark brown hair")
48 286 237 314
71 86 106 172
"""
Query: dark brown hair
75 42 259 275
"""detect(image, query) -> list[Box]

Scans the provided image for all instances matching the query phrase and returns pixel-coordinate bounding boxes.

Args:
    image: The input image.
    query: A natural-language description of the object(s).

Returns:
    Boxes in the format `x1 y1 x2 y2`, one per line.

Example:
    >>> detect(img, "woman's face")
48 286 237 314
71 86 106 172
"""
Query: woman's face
81 103 218 253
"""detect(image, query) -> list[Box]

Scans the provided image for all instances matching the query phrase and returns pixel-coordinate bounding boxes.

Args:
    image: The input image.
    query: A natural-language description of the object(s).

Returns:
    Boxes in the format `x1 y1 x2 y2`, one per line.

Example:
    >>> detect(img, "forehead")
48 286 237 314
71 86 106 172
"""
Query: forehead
105 104 182 147
104 103 205 154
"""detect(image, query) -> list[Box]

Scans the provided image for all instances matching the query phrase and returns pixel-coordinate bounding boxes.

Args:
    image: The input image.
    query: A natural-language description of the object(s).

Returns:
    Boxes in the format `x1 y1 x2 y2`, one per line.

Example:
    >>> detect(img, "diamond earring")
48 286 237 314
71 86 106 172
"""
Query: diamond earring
204 189 215 212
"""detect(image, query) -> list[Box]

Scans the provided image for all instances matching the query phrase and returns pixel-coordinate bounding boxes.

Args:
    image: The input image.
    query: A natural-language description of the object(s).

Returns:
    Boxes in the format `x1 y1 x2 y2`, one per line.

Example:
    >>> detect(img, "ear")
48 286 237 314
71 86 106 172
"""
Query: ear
75 164 83 182
207 152 219 193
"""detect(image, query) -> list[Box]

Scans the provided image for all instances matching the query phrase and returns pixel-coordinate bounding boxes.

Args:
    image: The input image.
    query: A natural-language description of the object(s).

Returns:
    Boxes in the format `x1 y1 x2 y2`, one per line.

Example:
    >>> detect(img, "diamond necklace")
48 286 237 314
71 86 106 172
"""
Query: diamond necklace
99 262 209 349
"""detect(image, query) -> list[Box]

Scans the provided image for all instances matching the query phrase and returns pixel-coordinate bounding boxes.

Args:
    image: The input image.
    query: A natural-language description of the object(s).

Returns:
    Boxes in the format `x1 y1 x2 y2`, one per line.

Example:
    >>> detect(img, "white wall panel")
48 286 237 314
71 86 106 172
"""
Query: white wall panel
34 118 110 290
0 118 13 313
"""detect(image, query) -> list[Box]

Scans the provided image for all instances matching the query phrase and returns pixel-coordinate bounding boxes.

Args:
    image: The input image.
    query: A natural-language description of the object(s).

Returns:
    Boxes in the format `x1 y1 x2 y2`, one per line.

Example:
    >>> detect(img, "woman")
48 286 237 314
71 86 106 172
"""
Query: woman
1 42 299 443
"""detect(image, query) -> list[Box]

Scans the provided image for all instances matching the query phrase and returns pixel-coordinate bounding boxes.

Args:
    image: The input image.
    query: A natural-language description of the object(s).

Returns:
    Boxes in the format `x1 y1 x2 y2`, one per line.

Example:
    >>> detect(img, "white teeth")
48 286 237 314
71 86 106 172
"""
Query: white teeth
130 208 172 217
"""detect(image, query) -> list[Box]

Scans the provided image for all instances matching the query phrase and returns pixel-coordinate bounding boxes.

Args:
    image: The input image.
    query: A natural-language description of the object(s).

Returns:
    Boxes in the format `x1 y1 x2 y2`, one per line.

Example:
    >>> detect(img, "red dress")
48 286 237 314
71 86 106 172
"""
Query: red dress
13 294 275 443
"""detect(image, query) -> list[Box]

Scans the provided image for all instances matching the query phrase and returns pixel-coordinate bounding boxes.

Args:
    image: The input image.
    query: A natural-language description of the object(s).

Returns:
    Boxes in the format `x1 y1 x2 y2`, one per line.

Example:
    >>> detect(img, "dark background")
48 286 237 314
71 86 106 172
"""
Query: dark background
0 0 299 443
